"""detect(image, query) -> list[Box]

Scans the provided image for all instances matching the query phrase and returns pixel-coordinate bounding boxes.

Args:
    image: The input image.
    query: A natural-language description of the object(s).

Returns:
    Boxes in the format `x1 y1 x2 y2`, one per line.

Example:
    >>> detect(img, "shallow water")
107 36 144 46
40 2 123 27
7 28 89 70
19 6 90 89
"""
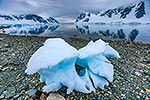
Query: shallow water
0 23 150 44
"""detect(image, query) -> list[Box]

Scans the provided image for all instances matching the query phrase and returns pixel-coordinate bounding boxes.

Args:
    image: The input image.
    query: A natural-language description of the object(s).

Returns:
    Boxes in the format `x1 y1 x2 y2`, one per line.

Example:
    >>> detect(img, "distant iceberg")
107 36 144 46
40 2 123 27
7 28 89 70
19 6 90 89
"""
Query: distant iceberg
25 38 120 94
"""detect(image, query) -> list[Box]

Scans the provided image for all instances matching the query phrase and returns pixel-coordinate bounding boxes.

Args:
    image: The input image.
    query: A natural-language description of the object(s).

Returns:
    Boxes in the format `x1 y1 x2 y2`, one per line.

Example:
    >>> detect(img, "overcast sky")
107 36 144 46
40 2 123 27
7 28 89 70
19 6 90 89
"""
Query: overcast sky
0 0 140 22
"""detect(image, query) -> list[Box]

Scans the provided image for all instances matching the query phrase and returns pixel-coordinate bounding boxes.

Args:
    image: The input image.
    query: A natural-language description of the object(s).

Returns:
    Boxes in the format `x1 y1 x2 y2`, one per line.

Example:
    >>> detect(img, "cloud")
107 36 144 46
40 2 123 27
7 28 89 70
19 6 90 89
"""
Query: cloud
0 0 140 22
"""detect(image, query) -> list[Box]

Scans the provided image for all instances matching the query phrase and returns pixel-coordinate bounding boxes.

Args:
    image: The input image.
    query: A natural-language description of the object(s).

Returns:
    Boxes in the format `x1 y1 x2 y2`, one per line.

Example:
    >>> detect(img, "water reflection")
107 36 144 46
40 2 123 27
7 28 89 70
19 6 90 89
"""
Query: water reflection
129 29 139 42
0 24 59 35
76 24 140 42
0 23 150 43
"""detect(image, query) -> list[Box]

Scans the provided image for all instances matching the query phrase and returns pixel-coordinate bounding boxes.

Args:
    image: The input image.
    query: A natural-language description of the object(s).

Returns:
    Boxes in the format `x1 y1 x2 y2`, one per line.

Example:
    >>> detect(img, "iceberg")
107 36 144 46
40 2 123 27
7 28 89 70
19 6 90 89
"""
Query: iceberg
25 38 120 94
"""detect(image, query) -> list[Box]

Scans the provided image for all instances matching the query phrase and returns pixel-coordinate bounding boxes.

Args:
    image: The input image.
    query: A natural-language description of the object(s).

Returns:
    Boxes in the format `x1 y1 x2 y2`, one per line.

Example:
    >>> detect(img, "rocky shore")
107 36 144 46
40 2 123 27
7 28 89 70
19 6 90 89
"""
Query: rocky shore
0 34 150 100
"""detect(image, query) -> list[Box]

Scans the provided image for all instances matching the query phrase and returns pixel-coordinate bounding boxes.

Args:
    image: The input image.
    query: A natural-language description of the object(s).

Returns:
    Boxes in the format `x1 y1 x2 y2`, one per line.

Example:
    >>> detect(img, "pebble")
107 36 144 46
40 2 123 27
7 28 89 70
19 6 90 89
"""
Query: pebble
0 65 3 68
12 53 16 57
0 37 4 41
13 61 21 66
120 94 126 99
4 44 10 48
2 87 16 98
135 72 141 76
137 95 140 99
0 48 8 52
47 93 65 100
26 89 37 97
9 61 21 66
0 94 5 99
13 94 20 99
2 67 9 71
1 34 150 99
40 93 47 100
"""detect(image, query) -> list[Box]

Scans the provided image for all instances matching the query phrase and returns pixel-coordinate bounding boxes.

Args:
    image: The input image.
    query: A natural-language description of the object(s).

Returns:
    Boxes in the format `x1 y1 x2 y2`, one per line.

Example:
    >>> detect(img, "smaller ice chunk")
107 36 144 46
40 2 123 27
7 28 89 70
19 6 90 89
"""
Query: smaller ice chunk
25 38 78 74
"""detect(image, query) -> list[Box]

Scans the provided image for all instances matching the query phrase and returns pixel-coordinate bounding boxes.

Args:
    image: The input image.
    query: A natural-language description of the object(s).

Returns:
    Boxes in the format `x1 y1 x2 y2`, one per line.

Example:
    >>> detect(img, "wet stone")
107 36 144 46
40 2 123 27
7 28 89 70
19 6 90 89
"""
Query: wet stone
26 89 37 97
2 67 9 71
0 37 4 41
40 93 47 100
0 94 5 99
13 61 21 66
47 93 65 100
137 95 140 99
35 90 43 99
0 48 8 52
135 72 141 76
120 94 126 99
13 94 20 99
3 87 16 98
4 44 10 48
9 61 21 66
143 59 150 64
0 65 3 68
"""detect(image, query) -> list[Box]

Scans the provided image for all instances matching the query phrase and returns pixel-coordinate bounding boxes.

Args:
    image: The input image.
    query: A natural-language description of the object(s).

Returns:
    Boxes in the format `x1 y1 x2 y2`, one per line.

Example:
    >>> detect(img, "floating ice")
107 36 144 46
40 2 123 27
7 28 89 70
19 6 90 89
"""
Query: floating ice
25 38 120 94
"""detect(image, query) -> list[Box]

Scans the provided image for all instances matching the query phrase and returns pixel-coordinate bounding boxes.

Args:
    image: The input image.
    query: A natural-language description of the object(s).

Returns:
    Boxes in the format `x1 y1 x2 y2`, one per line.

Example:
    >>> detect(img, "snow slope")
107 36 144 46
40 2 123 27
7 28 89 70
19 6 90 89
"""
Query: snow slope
76 0 150 24
0 14 59 25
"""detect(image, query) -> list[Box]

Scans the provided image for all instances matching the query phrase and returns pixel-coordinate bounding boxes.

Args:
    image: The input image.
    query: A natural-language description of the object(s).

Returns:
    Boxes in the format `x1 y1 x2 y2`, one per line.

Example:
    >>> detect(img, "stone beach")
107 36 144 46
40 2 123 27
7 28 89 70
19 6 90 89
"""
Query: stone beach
0 33 150 100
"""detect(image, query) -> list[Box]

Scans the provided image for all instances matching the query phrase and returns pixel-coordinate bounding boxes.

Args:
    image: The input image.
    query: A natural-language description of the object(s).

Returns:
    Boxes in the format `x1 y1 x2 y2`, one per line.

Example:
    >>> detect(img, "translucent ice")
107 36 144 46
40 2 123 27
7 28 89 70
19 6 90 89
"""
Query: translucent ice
76 39 120 82
25 38 78 74
25 38 120 94
38 58 95 94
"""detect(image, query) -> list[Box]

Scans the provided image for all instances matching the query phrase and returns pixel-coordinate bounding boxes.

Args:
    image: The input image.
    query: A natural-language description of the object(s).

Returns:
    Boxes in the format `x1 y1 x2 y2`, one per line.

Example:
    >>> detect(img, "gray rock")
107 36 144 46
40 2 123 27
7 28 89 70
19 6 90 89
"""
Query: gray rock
47 93 65 100
0 94 4 99
4 44 10 48
3 87 16 98
0 38 4 41
27 89 37 97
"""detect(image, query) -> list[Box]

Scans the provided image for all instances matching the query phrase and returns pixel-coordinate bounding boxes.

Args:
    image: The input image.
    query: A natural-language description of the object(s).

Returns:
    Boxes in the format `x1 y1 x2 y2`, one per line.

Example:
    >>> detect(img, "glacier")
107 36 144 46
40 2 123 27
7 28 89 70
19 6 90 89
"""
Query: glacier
25 38 120 94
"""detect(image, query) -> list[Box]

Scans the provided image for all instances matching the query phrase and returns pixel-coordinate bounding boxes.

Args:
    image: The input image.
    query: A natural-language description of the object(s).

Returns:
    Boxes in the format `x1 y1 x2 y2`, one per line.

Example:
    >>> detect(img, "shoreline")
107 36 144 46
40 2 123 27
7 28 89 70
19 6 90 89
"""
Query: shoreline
0 33 150 99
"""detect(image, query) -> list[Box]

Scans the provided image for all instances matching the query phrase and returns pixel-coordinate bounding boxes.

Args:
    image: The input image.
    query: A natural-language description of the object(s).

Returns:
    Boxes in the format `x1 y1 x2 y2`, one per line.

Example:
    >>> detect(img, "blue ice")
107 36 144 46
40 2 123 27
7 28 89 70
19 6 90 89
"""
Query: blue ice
25 38 120 94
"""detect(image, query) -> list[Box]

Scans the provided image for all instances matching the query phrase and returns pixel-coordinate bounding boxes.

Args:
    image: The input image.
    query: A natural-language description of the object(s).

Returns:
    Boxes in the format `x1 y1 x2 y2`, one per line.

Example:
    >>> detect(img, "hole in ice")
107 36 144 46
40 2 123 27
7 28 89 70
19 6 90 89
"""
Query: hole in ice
75 64 86 76
85 85 90 91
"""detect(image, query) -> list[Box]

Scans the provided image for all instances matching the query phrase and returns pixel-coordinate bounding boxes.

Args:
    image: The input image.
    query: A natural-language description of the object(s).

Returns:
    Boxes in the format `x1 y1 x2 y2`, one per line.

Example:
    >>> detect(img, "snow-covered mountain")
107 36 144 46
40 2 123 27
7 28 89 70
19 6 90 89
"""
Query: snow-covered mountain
76 0 150 24
0 14 59 25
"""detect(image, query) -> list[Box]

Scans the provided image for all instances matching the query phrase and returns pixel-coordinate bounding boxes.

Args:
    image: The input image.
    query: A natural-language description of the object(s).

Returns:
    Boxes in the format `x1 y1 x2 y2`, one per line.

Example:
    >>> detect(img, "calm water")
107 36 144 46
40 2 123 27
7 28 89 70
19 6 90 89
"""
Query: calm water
1 23 150 44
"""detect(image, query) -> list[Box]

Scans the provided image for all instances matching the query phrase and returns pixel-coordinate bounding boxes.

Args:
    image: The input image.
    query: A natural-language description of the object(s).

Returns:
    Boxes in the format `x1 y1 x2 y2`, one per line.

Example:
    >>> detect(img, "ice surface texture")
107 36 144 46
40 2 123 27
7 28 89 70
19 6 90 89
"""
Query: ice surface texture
25 38 120 94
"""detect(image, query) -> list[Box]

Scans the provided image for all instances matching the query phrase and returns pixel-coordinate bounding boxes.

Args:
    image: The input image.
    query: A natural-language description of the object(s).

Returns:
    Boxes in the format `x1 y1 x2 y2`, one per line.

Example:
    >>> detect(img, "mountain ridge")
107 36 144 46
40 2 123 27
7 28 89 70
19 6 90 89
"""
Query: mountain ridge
76 0 150 24
0 14 59 25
